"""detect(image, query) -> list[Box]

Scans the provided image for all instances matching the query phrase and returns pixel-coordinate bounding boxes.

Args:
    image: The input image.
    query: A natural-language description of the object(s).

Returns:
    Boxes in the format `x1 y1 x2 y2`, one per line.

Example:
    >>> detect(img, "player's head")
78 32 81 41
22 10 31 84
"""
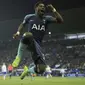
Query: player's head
9 64 11 66
34 1 45 16
3 63 5 65
46 65 50 68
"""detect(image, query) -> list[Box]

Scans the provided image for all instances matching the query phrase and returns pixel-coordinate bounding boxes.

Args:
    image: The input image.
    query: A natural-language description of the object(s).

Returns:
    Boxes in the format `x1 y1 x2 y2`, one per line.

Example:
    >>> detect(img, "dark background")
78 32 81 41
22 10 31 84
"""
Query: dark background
0 0 85 40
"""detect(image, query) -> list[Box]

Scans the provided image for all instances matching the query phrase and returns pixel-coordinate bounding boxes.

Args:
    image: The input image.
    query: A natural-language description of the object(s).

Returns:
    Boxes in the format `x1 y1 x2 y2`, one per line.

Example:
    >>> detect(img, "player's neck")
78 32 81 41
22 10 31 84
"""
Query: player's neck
35 12 44 19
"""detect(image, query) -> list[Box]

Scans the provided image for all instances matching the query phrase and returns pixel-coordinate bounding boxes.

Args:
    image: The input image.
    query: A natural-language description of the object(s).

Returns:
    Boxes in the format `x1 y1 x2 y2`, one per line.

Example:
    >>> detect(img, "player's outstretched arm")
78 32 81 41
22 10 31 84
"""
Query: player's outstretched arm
13 23 24 39
47 4 64 23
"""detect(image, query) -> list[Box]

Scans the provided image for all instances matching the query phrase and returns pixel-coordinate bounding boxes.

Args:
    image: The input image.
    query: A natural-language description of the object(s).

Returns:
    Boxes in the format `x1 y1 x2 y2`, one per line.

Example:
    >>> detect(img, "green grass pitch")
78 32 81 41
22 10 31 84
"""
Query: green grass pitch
0 76 85 85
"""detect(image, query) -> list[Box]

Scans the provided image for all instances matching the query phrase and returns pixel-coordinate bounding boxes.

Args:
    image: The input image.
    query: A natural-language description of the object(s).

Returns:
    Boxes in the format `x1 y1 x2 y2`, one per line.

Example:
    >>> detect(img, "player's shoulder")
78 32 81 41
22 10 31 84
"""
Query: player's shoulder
24 14 35 19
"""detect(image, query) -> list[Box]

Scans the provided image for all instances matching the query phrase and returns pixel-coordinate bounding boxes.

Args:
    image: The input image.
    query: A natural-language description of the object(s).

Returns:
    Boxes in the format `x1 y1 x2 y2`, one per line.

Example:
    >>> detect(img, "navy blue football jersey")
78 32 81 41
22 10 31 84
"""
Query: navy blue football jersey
22 14 56 44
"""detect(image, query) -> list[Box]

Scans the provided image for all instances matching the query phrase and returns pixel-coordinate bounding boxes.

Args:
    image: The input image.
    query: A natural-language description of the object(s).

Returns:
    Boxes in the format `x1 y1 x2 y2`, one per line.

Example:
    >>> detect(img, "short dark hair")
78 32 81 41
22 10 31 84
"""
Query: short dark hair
34 1 44 8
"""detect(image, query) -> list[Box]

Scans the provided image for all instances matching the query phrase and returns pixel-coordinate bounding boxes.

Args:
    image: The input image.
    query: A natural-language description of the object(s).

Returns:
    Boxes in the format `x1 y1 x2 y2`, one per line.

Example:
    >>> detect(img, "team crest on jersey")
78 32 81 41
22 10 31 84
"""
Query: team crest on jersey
43 19 46 24
30 20 34 22
32 24 45 31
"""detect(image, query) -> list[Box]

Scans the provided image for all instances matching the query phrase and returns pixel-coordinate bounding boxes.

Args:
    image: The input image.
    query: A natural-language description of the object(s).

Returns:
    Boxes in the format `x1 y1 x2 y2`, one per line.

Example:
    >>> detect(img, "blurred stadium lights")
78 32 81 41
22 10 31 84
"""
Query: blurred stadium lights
48 32 51 35
65 34 77 39
66 46 73 48
65 33 85 39
77 33 85 39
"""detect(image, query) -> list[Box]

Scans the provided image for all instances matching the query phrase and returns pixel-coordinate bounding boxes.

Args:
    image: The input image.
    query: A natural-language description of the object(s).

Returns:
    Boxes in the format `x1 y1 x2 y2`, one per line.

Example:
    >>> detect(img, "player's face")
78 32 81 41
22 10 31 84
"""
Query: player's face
36 4 45 16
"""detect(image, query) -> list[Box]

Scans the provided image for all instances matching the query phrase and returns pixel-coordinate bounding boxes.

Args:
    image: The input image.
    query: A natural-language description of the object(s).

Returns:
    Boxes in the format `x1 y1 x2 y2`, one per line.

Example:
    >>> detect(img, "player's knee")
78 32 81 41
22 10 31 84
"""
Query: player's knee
23 32 33 38
21 32 33 45
34 64 46 74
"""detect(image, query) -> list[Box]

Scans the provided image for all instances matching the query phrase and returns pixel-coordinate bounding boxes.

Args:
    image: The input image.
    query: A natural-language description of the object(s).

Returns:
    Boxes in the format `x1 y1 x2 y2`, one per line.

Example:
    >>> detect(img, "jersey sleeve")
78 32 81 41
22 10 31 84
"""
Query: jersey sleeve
46 15 57 23
22 14 33 25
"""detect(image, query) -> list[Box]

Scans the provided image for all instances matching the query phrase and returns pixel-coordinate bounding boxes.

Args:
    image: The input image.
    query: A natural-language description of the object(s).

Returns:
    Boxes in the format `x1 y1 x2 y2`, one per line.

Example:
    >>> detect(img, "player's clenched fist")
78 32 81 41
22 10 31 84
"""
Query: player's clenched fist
13 31 20 39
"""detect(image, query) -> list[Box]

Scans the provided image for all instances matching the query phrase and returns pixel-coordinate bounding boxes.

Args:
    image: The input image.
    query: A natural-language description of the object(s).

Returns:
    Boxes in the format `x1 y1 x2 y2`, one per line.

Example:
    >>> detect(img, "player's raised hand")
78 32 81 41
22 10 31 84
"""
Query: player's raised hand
13 31 20 39
46 4 56 12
